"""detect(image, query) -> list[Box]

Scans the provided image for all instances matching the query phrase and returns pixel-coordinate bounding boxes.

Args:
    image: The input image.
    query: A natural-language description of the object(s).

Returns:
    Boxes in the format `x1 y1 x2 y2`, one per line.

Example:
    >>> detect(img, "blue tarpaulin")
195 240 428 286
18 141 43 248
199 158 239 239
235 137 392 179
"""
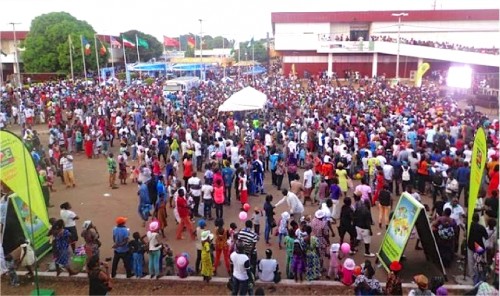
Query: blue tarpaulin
129 63 172 72
241 65 266 75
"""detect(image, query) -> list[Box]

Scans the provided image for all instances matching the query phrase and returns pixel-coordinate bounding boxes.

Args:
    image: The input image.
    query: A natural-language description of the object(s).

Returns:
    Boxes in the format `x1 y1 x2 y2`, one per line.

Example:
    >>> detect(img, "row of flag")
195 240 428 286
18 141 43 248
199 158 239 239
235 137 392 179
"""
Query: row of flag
73 34 150 56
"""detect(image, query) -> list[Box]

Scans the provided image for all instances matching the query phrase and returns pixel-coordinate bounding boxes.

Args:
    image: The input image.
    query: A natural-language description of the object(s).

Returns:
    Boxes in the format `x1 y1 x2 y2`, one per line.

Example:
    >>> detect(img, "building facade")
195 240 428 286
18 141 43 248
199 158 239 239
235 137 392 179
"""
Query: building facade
271 9 499 78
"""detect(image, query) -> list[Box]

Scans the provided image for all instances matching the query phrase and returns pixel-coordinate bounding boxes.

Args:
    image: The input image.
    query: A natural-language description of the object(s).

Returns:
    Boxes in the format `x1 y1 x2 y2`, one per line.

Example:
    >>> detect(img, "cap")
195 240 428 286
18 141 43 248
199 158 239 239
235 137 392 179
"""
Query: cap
198 219 207 228
281 211 290 220
149 221 159 232
82 220 92 230
116 216 127 225
315 210 325 219
330 243 340 253
201 230 213 241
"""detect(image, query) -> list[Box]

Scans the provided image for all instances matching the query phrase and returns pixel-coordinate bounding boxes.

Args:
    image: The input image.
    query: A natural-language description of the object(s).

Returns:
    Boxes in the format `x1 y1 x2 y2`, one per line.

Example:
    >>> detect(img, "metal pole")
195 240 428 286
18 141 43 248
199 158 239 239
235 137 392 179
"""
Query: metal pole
391 13 408 80
199 19 203 80
9 22 21 87
0 30 4 86
80 35 87 81
94 34 100 83
68 35 74 81
110 35 115 78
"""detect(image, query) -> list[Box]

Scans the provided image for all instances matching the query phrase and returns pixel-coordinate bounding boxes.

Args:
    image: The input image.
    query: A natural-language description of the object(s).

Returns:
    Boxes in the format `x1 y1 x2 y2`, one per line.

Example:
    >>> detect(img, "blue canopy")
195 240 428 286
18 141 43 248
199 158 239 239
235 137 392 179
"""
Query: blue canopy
129 63 172 72
242 65 266 75
172 63 211 72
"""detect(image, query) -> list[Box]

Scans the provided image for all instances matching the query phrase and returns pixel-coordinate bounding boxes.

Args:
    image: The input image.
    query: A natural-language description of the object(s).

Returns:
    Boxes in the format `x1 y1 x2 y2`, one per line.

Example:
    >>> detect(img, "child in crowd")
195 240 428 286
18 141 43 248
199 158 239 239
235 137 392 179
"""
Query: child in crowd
130 165 139 183
278 211 290 250
129 231 147 278
19 239 35 278
327 243 341 281
318 177 328 202
5 253 20 286
119 156 128 185
164 247 175 276
176 253 189 278
284 228 296 279
251 207 262 236
291 239 305 282
298 146 306 168
312 170 322 203
46 166 56 192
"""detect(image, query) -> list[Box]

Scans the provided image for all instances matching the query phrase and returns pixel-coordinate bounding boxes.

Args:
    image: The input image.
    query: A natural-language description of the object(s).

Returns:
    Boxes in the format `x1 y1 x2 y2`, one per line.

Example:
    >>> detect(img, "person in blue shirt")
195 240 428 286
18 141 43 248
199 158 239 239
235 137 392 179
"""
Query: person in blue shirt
407 128 417 150
158 135 167 164
455 162 471 207
222 162 235 205
111 217 133 278
138 182 152 226
269 150 280 186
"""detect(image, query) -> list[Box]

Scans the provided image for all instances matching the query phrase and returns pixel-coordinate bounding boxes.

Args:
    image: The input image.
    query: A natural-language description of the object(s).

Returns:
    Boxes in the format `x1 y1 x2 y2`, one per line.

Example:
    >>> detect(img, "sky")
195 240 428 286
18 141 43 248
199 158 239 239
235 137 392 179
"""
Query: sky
1 0 498 42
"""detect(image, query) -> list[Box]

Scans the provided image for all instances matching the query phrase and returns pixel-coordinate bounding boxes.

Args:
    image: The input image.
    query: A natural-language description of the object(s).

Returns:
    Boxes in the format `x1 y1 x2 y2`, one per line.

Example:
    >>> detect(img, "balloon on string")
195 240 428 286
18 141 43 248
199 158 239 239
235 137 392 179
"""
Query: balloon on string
243 203 250 212
341 242 351 254
353 265 362 276
239 211 247 221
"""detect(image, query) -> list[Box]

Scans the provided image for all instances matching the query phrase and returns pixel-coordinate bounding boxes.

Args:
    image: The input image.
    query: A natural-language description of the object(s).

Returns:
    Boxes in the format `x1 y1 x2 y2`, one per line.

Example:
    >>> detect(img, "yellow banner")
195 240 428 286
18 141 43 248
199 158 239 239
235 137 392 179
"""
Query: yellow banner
415 62 430 87
467 127 487 238
0 131 49 229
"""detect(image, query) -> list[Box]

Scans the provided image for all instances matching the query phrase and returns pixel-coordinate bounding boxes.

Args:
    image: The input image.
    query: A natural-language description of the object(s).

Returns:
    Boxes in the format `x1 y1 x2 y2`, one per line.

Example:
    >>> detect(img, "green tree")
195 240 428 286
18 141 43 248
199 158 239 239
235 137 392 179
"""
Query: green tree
237 39 268 63
22 12 108 75
121 30 162 62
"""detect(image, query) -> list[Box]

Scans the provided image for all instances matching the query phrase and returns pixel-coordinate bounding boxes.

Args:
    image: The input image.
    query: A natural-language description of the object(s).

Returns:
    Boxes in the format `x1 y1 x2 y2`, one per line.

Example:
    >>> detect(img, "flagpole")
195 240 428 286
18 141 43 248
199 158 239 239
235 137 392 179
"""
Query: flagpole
135 34 141 63
94 34 101 83
80 35 87 81
122 36 130 85
110 35 115 78
135 34 142 79
252 39 255 84
178 35 181 51
68 35 74 81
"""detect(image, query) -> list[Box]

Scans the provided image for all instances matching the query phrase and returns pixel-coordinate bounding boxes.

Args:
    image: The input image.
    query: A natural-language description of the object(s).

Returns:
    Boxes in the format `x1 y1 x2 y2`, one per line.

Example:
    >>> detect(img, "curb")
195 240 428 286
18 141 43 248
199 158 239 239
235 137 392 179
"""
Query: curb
18 271 475 291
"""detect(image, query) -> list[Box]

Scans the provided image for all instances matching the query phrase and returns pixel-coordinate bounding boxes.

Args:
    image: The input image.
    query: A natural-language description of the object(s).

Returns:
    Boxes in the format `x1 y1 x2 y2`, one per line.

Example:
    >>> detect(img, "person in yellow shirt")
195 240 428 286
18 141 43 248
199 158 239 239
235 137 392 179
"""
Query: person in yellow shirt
367 156 380 185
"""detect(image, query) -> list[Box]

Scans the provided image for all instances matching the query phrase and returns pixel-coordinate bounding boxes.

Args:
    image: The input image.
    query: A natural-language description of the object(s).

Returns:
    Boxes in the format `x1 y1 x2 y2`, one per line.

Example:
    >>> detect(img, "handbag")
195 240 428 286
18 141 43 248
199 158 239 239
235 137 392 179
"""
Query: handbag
273 271 281 283
271 218 277 228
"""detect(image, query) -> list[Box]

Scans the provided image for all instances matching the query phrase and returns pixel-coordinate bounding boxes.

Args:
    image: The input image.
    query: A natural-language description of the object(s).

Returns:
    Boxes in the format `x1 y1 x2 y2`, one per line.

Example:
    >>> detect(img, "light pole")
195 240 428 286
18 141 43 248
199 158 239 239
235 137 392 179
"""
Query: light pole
391 13 408 80
9 22 21 86
198 19 203 80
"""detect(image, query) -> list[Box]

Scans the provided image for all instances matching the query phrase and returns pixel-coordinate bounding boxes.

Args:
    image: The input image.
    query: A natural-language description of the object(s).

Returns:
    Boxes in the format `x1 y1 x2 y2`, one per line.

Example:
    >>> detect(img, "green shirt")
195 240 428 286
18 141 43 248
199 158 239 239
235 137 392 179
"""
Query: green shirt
107 157 117 173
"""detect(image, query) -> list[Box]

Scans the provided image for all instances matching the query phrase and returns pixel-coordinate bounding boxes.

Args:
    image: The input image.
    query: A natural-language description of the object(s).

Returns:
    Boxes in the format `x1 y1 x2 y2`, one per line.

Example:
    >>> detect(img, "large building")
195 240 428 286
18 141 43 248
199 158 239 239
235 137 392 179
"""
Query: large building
271 9 499 79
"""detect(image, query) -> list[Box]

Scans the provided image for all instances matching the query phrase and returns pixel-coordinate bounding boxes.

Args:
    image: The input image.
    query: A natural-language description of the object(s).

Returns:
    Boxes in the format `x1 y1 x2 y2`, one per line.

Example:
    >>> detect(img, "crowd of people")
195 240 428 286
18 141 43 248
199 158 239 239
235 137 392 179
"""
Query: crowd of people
370 35 500 55
1 62 499 295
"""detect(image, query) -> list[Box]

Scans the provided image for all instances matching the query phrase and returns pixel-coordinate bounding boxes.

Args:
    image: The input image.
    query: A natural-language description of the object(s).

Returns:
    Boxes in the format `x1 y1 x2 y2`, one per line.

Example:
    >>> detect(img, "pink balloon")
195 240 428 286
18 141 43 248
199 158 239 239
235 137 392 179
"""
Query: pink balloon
176 256 187 268
239 211 248 221
341 242 351 254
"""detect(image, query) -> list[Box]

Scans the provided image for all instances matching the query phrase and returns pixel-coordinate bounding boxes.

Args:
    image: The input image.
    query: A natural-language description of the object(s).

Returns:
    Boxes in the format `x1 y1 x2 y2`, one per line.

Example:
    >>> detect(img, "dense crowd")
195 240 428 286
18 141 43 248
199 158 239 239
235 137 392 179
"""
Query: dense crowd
370 36 500 55
1 63 499 296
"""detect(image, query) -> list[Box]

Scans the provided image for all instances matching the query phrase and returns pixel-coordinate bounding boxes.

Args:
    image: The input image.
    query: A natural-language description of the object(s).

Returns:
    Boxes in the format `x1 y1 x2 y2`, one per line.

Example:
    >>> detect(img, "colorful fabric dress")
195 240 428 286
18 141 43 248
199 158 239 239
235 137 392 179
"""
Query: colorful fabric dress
200 241 213 277
310 218 329 259
284 235 295 278
336 169 349 193
305 236 321 281
54 229 71 266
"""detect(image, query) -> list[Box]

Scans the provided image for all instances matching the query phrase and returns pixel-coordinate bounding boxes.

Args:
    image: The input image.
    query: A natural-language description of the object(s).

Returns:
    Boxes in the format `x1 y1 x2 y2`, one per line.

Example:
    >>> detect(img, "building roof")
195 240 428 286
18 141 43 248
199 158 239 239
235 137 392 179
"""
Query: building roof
271 9 499 24
0 31 29 40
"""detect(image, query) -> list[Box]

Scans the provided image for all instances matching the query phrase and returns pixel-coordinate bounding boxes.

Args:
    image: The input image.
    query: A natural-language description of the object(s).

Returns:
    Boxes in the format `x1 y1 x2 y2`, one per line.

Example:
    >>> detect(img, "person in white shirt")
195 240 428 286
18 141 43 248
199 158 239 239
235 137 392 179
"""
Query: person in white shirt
230 241 251 295
60 153 76 188
274 189 304 223
443 198 465 227
60 202 79 252
201 182 214 220
303 166 314 204
258 249 279 283
382 163 394 192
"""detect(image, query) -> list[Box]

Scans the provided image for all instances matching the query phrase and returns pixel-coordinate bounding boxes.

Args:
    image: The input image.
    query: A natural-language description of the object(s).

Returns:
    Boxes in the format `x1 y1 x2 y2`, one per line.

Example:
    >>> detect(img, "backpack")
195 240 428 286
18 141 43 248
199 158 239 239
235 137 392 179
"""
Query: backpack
402 167 410 181
432 173 443 187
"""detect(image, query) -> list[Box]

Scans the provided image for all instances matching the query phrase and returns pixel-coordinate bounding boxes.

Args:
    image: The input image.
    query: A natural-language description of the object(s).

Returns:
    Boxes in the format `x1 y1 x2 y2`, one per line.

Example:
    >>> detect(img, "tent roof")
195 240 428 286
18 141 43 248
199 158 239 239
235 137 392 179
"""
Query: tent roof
218 87 267 112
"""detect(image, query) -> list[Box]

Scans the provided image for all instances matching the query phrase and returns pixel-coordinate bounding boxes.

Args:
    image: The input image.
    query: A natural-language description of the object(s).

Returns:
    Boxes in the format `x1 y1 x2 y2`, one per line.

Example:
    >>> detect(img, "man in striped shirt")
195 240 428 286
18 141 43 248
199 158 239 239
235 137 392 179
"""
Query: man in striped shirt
237 220 258 275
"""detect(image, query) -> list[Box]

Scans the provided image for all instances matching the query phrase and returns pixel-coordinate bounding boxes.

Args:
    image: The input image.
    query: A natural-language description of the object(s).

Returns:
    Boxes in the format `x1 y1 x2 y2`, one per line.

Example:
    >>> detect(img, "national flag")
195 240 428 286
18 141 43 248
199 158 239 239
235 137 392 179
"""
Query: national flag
164 36 180 48
68 35 75 53
110 36 121 48
137 36 149 49
187 36 195 48
81 36 91 55
100 44 107 56
247 37 254 48
121 36 135 48
233 40 240 51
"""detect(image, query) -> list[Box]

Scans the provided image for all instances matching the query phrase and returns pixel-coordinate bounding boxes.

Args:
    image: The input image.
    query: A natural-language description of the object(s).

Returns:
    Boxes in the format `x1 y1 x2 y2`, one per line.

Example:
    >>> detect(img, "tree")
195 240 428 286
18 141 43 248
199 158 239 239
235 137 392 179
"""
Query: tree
237 39 268 63
121 30 162 62
22 12 108 75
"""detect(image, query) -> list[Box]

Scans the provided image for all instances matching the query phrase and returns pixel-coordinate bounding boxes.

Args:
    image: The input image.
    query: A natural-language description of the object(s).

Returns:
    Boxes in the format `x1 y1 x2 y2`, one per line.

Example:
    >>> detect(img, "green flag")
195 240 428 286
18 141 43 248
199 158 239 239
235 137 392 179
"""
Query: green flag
137 37 149 49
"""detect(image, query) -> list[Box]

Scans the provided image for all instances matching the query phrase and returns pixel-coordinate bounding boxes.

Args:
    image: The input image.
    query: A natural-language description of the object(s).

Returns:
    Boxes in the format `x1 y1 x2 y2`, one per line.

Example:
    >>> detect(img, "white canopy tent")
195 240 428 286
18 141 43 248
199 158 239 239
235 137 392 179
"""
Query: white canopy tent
218 86 267 112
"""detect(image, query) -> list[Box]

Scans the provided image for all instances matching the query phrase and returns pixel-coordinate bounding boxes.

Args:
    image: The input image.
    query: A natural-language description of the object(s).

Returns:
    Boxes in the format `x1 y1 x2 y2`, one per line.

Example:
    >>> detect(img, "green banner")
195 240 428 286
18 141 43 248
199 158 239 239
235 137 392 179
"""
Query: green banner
377 193 424 271
467 127 487 238
10 193 51 257
0 130 51 257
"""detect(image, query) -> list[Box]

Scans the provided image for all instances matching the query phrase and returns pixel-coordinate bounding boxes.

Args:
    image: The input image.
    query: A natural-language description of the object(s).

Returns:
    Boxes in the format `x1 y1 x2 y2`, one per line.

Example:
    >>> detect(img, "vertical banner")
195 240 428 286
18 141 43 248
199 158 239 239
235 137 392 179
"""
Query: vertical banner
467 128 487 237
378 193 423 270
0 131 51 257
415 62 430 87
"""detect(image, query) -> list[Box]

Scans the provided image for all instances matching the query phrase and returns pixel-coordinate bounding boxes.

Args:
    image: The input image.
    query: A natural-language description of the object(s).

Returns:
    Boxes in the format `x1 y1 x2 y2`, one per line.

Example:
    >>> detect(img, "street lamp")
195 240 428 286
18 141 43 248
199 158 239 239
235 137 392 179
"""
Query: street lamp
198 19 203 80
391 13 408 80
9 22 21 87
